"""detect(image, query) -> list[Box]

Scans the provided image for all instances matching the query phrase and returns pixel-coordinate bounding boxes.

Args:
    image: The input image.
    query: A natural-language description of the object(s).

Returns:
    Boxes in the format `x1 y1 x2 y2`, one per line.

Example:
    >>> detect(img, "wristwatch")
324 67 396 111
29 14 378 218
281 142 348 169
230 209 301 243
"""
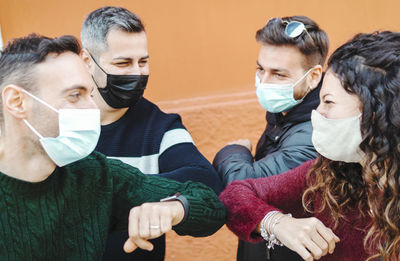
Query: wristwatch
160 192 189 225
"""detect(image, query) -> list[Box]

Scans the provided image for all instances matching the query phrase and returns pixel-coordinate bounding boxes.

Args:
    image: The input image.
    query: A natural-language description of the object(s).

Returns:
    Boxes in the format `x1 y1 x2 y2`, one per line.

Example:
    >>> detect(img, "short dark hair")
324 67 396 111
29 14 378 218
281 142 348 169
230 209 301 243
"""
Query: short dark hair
81 6 145 57
0 34 81 121
256 15 329 67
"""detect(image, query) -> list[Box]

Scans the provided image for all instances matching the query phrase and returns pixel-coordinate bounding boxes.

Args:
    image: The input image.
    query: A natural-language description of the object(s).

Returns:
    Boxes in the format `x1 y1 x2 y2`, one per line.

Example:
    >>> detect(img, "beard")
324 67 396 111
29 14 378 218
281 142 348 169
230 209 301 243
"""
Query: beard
26 100 59 157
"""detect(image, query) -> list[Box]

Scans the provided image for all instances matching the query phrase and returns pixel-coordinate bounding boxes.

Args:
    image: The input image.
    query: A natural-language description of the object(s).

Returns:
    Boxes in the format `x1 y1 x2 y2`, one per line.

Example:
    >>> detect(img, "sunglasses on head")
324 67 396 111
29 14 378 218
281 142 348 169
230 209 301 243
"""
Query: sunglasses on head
267 18 316 45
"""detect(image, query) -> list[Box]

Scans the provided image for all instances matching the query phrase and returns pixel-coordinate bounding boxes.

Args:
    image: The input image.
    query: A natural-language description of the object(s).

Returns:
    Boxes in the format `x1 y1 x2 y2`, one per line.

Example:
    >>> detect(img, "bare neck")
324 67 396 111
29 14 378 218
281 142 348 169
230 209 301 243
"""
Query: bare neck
0 129 56 182
100 107 129 125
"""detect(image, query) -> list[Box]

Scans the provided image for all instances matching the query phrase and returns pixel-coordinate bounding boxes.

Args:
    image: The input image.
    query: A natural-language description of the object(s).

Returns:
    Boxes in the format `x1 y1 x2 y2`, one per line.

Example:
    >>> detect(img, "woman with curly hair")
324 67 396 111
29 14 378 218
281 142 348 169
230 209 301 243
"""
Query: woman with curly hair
220 31 400 261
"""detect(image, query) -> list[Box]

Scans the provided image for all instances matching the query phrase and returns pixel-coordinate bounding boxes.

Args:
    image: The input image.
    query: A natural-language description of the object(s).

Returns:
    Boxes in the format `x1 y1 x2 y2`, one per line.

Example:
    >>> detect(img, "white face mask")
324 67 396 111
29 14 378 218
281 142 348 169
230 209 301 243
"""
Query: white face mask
255 68 313 113
311 110 365 163
22 90 100 167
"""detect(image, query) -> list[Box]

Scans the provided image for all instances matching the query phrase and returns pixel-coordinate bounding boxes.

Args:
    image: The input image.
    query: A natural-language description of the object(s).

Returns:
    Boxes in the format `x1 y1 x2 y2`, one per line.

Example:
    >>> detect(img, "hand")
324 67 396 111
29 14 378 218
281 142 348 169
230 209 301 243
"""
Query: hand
123 201 185 253
273 215 340 261
227 139 252 151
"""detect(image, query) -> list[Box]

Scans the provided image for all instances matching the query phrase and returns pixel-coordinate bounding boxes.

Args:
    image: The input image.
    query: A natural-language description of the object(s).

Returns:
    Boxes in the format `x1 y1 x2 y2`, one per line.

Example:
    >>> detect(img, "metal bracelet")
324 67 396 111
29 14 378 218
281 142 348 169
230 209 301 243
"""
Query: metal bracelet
260 211 280 241
261 212 293 253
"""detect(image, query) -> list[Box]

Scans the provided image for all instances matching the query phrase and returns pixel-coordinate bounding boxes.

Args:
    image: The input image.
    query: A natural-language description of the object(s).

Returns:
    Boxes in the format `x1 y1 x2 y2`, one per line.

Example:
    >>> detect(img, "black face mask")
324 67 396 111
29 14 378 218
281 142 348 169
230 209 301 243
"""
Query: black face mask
90 53 149 108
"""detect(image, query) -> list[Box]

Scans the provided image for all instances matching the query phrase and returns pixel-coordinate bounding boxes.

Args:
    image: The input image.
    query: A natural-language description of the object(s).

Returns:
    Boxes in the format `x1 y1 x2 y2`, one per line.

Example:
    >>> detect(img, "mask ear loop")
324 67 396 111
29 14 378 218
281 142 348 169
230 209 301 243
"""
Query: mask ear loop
21 89 59 113
23 119 44 139
21 89 58 139
293 68 315 101
87 51 108 89
293 67 314 87
88 52 108 75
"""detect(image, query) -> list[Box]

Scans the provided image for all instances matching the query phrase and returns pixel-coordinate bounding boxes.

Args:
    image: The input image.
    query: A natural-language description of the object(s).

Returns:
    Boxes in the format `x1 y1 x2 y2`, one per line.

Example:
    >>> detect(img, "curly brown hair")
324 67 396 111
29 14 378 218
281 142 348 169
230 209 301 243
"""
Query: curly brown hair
302 31 400 261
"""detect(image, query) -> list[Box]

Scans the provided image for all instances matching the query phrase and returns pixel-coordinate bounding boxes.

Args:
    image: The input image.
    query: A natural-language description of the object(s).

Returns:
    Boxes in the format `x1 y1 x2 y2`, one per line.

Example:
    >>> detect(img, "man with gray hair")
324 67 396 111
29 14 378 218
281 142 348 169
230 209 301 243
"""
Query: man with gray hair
80 6 223 261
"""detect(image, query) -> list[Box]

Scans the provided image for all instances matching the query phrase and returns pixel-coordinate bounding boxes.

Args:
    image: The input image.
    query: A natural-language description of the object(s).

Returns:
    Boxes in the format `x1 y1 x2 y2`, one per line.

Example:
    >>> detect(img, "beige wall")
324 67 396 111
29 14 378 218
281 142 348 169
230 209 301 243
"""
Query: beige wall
2 0 400 260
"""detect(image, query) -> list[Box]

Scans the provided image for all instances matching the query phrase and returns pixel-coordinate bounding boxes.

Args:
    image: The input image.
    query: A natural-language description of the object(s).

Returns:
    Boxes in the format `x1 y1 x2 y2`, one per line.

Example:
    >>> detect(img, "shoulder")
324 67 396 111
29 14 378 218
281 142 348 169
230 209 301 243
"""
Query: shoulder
281 121 313 146
138 98 184 129
67 151 144 182
265 159 316 186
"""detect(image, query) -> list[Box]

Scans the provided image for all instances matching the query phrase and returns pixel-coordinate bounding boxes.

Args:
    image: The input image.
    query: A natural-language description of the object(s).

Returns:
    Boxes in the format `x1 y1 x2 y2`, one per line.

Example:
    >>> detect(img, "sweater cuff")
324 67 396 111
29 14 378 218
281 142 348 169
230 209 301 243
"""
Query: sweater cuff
172 193 226 237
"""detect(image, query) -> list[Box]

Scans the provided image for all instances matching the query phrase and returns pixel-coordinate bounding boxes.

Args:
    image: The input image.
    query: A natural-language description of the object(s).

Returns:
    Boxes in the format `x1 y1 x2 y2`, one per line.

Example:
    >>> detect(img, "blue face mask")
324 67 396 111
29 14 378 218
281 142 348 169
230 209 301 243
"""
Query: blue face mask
255 68 312 113
22 90 101 167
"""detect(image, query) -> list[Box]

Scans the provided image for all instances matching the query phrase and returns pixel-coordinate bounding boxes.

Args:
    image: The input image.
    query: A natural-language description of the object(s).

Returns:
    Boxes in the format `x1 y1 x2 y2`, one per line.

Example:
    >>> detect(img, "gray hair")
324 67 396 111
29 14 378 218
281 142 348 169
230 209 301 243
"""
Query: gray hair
81 6 145 57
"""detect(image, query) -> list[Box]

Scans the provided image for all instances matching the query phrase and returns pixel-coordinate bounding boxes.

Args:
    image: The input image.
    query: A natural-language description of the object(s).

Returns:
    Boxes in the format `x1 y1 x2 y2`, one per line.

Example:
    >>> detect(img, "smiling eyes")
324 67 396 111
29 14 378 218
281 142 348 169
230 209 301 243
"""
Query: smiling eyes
114 59 148 67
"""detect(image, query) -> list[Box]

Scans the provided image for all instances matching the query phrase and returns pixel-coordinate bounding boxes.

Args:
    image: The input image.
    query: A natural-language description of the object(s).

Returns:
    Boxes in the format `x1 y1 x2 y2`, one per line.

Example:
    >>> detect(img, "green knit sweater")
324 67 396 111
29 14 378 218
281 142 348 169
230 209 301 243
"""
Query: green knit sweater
0 152 226 260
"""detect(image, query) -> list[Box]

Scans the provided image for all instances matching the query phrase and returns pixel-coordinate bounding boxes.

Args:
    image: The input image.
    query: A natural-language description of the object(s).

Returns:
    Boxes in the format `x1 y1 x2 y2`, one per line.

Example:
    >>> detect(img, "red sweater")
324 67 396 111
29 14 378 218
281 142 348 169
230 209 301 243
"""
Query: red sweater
220 160 371 261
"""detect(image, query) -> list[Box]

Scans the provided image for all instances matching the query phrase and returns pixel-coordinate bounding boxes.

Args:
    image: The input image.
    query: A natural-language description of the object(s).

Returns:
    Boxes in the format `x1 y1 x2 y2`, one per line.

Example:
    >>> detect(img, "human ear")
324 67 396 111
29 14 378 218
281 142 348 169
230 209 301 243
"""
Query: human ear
80 49 94 73
2 85 29 119
309 65 323 90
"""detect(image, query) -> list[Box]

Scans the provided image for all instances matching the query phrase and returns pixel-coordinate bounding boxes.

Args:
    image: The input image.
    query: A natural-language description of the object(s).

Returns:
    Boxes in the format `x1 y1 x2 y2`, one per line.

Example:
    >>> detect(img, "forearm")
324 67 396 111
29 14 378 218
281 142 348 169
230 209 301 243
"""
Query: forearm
213 145 257 186
220 180 280 242
214 143 318 187
159 143 223 194
132 173 225 237
158 166 223 195
213 145 285 187
219 161 314 242
173 181 226 237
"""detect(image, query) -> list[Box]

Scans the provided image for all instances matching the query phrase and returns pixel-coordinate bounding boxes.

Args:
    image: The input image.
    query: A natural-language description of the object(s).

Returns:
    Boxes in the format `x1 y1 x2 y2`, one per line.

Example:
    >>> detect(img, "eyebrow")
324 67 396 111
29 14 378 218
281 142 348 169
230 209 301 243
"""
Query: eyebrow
61 85 88 94
112 55 149 61
322 94 332 99
256 61 290 74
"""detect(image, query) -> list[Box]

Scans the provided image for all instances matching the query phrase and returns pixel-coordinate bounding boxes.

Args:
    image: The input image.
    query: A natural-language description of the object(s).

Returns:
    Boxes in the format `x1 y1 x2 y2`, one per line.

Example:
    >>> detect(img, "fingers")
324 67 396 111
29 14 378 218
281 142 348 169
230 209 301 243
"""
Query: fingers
276 216 338 261
149 211 161 238
303 237 323 260
160 208 173 234
310 230 328 256
227 139 252 150
128 205 155 252
316 222 340 254
123 237 154 252
291 244 313 261
123 238 137 253
139 207 150 238
127 202 178 253
334 234 340 243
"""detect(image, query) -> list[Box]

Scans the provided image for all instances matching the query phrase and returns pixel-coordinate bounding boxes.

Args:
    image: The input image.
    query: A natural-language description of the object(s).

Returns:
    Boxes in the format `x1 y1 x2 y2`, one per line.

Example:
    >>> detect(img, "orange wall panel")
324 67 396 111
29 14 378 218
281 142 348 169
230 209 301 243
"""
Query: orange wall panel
2 0 400 102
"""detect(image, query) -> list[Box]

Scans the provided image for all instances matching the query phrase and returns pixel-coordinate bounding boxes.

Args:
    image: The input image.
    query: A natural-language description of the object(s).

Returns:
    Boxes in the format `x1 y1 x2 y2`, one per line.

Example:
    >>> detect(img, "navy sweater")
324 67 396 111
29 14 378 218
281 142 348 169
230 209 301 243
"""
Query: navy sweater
96 97 222 261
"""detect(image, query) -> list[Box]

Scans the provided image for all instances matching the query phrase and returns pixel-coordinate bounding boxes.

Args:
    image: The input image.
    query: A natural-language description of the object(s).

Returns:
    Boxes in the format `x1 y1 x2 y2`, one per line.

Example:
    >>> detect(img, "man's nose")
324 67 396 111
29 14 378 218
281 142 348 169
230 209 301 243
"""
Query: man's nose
130 62 142 75
260 72 271 84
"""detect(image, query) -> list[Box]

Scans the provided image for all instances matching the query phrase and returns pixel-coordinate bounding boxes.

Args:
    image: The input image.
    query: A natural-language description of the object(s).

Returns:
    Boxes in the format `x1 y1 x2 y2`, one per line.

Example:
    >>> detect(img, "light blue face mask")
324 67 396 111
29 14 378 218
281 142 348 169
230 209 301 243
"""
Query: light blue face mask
255 68 313 113
22 90 101 167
